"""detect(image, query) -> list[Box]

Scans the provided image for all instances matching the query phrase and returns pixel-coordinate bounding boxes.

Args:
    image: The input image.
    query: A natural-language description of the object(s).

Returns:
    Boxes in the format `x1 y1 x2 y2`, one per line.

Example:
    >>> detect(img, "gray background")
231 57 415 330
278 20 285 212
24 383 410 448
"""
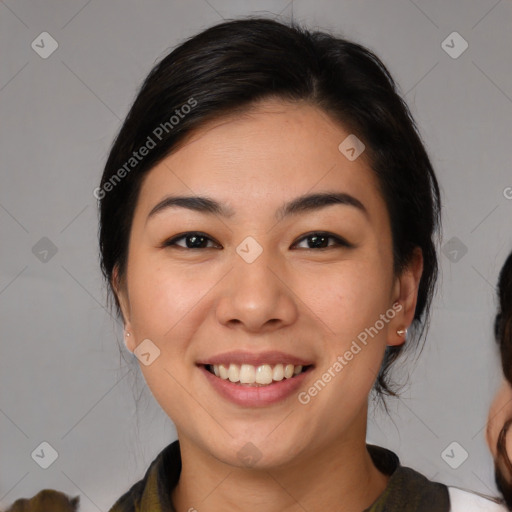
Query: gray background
1 0 511 510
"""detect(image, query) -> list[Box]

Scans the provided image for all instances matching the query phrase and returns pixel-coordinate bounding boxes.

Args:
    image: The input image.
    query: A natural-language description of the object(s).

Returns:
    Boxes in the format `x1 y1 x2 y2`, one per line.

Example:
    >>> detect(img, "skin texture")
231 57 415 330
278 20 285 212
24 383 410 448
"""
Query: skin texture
115 99 423 512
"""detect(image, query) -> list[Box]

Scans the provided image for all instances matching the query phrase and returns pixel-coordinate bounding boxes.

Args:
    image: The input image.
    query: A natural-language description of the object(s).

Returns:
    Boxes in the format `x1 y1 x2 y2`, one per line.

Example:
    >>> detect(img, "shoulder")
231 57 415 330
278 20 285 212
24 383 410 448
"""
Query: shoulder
448 486 508 511
108 440 182 512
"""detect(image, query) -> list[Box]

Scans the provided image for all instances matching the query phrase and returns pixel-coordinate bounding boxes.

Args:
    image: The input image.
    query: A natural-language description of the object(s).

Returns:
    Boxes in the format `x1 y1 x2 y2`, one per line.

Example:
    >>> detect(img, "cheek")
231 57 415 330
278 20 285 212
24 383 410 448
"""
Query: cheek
296 257 393 340
126 261 211 422
293 259 392 397
128 258 209 340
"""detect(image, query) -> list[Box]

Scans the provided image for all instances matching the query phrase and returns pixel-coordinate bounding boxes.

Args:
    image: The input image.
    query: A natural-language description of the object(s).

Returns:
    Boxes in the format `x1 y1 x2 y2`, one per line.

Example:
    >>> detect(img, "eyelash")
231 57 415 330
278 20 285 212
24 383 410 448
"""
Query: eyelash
162 231 353 251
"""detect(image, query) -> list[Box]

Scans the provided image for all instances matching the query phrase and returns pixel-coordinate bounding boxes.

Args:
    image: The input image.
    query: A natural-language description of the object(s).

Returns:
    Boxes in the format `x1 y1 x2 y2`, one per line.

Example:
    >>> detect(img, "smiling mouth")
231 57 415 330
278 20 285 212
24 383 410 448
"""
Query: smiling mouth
204 363 312 387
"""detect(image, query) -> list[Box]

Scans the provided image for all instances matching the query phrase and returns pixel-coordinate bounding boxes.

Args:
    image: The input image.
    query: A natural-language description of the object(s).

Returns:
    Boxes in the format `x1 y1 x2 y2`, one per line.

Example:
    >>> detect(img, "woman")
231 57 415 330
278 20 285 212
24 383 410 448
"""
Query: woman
488 251 512 509
97 17 505 512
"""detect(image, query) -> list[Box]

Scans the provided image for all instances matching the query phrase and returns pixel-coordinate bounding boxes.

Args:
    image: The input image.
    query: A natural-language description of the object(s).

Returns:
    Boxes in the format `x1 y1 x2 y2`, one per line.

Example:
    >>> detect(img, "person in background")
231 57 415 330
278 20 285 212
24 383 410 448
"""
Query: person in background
488 250 512 509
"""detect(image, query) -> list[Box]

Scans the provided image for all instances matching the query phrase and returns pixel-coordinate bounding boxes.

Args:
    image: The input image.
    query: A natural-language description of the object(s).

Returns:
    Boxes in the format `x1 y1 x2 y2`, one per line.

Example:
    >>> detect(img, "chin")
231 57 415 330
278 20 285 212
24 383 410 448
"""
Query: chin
211 435 305 470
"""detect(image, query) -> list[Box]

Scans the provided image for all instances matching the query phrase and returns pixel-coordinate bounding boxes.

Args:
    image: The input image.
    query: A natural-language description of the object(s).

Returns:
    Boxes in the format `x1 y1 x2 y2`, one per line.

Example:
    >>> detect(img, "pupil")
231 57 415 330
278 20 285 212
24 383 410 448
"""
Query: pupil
309 235 327 248
187 235 207 248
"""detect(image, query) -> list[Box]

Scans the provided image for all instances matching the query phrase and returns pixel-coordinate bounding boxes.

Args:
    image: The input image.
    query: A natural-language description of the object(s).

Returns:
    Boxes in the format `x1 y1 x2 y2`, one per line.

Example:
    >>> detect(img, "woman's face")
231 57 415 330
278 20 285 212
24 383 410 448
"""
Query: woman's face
117 99 421 468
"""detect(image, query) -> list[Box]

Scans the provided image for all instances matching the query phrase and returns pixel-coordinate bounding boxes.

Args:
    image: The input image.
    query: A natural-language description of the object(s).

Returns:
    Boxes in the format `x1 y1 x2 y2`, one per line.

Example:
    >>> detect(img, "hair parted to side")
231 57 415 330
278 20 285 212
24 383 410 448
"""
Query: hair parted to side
98 17 441 399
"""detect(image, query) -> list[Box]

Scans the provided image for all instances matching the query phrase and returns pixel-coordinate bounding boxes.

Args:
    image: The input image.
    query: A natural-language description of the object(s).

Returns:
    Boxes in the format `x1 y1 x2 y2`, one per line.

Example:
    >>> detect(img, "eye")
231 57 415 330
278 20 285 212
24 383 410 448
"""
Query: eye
162 231 352 251
162 232 221 249
292 232 353 250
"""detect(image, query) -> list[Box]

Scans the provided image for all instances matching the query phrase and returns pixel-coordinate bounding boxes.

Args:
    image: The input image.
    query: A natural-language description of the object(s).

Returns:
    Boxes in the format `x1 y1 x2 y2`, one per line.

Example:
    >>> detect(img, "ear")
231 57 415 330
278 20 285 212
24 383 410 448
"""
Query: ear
112 264 135 353
387 247 424 347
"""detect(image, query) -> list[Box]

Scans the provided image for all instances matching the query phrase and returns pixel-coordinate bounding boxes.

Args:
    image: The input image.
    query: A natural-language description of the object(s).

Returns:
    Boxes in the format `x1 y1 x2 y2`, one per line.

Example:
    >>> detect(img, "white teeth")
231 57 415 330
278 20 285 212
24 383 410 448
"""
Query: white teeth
219 364 229 379
228 363 240 382
272 364 284 381
209 363 306 385
239 364 256 384
256 364 273 385
284 364 294 379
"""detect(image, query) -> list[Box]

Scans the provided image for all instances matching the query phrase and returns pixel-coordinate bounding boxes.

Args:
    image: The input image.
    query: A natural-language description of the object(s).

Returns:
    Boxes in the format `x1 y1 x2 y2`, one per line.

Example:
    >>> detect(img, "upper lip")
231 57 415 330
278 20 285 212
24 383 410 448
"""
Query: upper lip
197 350 314 367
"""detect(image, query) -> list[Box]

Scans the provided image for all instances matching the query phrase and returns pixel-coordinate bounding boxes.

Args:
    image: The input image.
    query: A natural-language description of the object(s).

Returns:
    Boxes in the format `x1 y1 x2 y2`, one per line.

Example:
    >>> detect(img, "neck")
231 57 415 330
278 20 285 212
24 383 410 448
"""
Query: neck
172 416 389 512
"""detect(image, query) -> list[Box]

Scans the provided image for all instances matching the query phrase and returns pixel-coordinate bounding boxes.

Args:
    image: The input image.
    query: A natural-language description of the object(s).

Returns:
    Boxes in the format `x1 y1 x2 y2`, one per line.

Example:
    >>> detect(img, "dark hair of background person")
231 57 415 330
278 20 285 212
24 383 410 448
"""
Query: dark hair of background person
98 17 441 400
493 251 512 508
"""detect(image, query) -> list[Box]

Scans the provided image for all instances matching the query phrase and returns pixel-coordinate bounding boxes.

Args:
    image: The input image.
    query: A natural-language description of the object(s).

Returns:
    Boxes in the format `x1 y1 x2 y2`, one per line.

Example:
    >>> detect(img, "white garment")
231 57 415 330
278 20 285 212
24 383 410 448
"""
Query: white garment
449 486 508 511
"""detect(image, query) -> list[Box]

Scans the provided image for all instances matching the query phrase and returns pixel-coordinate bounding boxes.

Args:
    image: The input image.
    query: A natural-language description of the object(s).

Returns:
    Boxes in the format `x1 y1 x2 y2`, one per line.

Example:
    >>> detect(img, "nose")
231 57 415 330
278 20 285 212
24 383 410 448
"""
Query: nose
215 248 298 334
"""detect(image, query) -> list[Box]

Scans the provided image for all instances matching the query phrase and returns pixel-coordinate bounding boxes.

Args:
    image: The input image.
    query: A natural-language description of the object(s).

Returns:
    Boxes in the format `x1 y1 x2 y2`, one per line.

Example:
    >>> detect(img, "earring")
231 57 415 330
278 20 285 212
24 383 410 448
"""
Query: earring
124 331 131 338
396 327 407 337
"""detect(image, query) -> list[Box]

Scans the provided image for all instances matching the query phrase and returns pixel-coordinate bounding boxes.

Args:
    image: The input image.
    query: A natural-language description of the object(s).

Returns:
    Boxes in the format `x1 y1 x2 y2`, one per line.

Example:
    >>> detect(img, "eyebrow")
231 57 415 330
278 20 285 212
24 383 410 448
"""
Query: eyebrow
146 191 368 223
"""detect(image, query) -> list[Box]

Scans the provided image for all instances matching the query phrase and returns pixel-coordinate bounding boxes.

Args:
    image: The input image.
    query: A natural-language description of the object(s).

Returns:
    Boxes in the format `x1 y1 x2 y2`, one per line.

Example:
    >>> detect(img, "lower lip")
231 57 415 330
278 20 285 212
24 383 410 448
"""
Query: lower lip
199 365 312 407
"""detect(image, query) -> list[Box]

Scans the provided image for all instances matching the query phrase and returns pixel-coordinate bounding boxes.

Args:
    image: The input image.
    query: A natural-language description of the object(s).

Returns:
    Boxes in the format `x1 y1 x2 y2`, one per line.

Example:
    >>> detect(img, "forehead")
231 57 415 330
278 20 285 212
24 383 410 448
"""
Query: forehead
136 99 387 222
